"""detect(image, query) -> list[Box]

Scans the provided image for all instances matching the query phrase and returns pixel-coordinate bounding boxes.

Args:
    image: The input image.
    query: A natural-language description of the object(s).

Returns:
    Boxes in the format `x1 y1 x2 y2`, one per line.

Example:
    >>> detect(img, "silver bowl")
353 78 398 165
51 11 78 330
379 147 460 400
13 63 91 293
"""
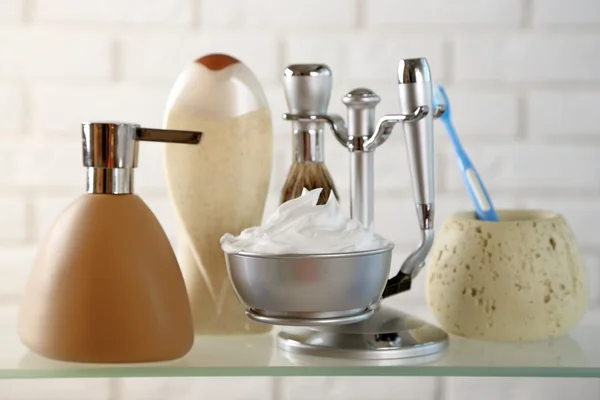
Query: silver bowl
224 245 394 326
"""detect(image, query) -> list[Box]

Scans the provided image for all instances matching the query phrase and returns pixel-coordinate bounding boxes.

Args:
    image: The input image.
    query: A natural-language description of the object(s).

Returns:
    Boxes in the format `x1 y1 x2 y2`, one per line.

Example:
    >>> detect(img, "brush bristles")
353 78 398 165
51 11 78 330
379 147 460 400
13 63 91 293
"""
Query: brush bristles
280 162 339 205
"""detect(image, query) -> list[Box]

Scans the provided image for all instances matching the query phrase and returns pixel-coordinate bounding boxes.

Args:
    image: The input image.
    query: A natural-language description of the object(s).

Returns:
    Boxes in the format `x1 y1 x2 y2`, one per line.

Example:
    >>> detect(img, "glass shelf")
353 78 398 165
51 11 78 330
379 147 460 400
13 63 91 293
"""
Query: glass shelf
1 314 600 379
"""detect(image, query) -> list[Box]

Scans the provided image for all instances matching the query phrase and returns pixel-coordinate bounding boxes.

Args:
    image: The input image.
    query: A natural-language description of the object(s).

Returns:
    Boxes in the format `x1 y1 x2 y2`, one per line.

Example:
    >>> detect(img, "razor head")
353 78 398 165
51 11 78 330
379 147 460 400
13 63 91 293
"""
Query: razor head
397 58 432 85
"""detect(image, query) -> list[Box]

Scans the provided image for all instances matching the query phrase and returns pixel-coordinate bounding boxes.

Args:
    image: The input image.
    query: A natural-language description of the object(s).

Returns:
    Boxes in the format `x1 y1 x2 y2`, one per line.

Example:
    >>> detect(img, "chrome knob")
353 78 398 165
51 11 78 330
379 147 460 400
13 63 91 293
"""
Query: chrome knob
282 64 333 115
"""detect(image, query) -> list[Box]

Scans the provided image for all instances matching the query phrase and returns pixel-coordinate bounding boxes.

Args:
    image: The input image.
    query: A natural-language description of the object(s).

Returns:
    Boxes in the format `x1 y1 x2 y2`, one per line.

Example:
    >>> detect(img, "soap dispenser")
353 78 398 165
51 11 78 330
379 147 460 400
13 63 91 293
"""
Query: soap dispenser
18 122 201 363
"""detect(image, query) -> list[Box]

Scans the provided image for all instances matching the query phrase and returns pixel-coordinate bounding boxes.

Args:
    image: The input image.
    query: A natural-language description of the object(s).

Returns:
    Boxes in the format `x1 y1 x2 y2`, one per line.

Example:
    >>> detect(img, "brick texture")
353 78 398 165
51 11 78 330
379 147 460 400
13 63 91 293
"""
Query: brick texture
533 0 600 25
0 28 112 80
31 83 172 137
455 34 600 83
584 253 600 305
119 32 280 83
0 1 22 23
278 377 439 400
119 377 275 400
527 90 600 137
0 246 35 300
0 304 19 325
442 88 519 137
441 144 600 192
33 0 193 25
200 0 356 28
366 0 522 26
445 378 600 400
0 196 27 242
284 33 445 82
0 138 82 188
0 379 112 400
0 84 23 135
135 141 168 190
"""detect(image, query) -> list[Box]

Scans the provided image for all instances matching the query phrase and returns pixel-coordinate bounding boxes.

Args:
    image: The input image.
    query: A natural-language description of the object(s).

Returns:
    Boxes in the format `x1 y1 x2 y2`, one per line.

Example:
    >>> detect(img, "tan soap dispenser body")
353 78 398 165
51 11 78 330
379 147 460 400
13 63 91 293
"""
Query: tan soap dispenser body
163 53 273 335
18 122 201 363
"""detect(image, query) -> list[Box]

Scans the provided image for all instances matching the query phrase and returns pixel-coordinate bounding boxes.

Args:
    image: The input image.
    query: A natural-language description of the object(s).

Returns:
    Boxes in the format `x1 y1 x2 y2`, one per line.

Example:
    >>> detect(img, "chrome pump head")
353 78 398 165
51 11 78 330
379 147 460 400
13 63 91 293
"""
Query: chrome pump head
82 122 201 194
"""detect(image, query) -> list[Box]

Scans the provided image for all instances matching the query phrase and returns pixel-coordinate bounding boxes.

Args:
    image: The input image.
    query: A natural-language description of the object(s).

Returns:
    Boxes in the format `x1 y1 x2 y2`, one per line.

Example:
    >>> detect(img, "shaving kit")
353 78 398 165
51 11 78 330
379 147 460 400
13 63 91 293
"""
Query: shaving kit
16 51 587 365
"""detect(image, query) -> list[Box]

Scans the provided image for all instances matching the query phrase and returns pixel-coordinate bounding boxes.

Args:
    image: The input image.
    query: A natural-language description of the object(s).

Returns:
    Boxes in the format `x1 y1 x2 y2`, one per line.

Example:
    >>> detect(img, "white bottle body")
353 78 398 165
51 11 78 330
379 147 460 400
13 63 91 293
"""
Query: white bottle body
163 58 273 334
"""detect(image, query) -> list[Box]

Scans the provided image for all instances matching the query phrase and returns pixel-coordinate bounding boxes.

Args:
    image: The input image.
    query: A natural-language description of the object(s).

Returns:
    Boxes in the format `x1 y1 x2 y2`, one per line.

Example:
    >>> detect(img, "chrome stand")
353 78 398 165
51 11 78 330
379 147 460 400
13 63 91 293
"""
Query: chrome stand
278 58 448 360
277 306 448 360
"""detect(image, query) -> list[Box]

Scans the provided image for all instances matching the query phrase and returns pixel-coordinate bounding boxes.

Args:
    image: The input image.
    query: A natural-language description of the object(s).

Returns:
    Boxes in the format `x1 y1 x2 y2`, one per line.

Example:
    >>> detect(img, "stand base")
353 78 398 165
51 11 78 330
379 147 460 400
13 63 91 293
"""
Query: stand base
277 306 448 360
246 306 375 327
246 305 377 326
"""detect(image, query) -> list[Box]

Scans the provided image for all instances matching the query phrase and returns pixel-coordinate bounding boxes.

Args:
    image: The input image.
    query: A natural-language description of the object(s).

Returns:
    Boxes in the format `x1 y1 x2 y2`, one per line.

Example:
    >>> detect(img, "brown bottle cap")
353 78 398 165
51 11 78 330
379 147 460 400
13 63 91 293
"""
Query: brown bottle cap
195 53 240 71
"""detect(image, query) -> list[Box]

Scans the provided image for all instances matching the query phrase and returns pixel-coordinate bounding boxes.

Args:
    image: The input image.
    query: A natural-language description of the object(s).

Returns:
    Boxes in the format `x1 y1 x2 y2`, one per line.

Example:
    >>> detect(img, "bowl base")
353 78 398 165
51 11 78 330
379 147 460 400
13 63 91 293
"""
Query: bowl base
276 306 449 360
245 306 376 327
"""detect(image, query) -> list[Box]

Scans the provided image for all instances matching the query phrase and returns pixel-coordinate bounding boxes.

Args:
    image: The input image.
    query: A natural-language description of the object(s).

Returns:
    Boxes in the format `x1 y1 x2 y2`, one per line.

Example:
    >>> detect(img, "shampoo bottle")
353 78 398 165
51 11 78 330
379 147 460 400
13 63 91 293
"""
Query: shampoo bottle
163 53 273 335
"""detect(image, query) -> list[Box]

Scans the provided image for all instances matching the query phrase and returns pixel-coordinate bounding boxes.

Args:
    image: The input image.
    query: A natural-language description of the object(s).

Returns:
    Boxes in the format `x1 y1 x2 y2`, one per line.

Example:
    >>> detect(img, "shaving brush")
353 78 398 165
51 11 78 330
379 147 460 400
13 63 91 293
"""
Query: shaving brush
280 64 339 206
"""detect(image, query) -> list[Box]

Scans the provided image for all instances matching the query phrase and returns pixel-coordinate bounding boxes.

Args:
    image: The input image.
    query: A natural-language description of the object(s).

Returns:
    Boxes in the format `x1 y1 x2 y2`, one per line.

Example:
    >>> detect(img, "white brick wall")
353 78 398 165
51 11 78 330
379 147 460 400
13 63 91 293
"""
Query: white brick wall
200 0 357 28
0 138 81 187
120 32 280 83
0 196 27 242
444 378 600 400
0 84 23 135
33 0 194 25
0 28 112 80
441 144 600 192
0 1 23 23
454 34 600 83
527 90 600 137
441 89 519 138
31 83 172 136
0 378 113 400
284 33 446 82
533 0 600 26
120 377 275 400
276 377 439 400
0 0 599 399
365 0 523 26
0 247 35 302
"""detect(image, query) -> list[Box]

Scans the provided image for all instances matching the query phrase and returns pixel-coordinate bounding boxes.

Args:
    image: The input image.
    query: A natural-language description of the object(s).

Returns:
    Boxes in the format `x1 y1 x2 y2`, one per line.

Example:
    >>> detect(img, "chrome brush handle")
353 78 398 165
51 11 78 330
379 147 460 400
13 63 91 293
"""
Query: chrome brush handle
282 64 336 163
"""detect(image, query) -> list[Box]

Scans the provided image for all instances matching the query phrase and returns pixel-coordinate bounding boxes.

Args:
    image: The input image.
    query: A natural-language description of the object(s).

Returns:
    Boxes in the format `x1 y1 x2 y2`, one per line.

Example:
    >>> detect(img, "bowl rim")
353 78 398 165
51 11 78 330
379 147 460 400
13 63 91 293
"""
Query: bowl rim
223 243 395 259
448 209 563 223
